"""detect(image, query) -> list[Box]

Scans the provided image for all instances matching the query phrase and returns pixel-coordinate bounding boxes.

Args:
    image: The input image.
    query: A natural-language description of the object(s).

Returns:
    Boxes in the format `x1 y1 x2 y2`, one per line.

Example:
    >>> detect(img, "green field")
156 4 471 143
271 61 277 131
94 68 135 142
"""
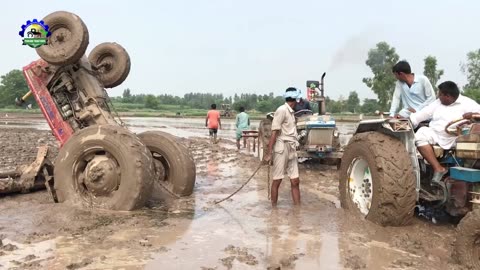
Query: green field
0 104 375 122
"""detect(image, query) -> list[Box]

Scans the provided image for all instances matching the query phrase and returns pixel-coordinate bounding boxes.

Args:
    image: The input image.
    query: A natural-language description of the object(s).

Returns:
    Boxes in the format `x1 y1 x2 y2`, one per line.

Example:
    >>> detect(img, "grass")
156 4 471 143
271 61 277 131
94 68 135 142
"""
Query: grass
0 104 375 121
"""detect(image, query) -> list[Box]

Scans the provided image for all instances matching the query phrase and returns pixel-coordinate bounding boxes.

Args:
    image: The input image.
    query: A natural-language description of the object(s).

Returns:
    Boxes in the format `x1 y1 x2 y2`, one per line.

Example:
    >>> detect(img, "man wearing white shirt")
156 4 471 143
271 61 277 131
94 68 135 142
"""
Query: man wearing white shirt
410 81 480 182
389 61 436 118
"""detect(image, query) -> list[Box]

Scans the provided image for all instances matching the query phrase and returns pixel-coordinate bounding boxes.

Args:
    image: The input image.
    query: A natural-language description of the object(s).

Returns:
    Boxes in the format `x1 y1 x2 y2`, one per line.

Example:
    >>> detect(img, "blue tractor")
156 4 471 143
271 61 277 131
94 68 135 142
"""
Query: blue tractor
257 73 342 166
339 116 480 268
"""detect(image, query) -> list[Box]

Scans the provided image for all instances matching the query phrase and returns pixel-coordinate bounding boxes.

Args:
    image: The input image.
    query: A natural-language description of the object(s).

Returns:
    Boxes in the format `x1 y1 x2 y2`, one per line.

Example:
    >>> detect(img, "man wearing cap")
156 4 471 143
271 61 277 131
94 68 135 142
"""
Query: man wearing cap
264 87 301 207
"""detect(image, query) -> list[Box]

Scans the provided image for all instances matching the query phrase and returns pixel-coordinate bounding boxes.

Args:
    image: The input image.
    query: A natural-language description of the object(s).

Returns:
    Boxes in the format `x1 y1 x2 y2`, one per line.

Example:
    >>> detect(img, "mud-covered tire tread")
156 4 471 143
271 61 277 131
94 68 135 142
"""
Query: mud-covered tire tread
88 42 131 88
54 125 155 210
137 131 196 197
258 119 272 161
339 132 416 226
454 209 480 269
36 11 89 65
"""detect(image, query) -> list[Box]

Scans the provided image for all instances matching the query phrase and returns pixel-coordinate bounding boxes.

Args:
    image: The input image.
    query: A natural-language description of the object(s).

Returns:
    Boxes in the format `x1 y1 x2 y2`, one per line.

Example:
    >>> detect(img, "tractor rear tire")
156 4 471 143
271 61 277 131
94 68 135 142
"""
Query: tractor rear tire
339 132 416 226
258 119 272 161
454 209 480 269
137 131 196 197
54 125 155 210
36 11 89 66
88 42 131 88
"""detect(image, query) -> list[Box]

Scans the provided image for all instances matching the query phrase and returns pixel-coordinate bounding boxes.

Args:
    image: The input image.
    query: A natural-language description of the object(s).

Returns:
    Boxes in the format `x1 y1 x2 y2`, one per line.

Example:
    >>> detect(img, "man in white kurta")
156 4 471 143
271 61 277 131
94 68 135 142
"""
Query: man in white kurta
410 81 480 182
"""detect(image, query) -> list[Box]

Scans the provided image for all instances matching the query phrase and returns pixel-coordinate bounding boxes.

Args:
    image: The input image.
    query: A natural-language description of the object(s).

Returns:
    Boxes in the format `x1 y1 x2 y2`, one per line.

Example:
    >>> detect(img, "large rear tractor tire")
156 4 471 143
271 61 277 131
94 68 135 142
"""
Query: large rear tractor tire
88 42 131 88
54 125 155 210
339 132 416 226
454 209 480 269
36 11 89 66
137 131 196 197
257 119 272 161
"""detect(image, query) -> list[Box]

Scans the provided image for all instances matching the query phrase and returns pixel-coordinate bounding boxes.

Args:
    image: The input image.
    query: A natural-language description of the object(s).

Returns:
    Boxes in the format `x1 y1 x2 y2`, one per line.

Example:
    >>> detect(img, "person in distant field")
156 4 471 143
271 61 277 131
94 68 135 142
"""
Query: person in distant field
235 106 250 150
206 103 221 143
264 87 301 207
389 60 436 118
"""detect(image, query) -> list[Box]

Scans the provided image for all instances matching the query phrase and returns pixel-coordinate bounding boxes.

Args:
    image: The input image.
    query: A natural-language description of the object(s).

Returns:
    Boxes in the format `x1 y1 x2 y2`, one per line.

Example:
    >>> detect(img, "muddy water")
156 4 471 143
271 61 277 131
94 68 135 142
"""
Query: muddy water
0 115 463 270
0 115 356 146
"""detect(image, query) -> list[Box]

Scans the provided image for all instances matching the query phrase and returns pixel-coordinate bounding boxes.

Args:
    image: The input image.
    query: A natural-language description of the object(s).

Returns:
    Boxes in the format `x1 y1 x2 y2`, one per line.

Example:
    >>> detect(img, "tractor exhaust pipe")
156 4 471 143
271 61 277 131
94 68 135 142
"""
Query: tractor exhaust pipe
319 72 326 115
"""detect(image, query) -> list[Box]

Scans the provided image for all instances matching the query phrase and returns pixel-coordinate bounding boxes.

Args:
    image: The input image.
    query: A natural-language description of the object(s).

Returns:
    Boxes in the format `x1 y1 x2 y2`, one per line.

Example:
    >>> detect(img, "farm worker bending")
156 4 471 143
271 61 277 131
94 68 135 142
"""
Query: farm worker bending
206 103 221 144
410 81 480 183
235 106 250 150
389 60 436 118
264 87 301 207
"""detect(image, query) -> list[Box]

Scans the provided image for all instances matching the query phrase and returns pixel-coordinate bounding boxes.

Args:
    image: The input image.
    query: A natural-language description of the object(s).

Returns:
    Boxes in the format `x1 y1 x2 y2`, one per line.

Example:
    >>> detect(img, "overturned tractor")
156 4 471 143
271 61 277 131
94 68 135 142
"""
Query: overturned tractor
15 11 196 210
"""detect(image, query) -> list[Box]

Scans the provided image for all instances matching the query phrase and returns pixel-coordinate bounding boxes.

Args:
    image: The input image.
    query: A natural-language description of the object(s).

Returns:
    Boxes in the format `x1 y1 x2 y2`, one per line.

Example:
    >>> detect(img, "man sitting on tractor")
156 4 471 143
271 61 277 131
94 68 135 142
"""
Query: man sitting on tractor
390 60 436 118
294 97 312 116
410 81 480 182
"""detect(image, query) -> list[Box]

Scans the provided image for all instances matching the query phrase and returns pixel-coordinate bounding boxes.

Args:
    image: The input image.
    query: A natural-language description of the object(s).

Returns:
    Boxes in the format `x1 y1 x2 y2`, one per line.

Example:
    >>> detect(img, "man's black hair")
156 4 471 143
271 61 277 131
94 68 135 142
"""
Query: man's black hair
438 81 460 99
211 103 216 109
392 60 411 74
239 106 245 112
285 87 297 102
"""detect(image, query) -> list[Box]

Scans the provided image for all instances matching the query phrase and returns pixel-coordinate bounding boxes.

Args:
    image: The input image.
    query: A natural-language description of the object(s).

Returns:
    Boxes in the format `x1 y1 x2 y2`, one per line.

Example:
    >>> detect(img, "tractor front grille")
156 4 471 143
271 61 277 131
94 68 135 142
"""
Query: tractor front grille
307 128 334 146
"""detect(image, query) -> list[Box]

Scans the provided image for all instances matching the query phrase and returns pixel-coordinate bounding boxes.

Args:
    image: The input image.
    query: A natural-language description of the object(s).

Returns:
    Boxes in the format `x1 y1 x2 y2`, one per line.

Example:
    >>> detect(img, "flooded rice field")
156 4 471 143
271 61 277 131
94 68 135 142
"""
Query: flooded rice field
0 113 466 269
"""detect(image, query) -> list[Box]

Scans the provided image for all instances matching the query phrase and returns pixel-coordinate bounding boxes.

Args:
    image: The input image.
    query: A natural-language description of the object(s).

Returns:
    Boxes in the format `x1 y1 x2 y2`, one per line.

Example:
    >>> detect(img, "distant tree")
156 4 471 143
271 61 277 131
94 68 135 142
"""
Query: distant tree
122 88 133 103
423 56 444 89
144 94 159 109
233 99 249 111
256 100 273 113
346 91 360 113
461 49 480 90
362 42 400 110
0 69 29 108
360 98 380 114
463 88 480 103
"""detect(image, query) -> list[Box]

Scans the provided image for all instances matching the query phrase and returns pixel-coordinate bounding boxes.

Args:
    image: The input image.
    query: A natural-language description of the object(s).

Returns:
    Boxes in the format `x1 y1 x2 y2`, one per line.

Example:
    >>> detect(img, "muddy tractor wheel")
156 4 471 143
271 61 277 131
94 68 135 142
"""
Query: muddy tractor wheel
54 125 155 210
88 42 131 88
36 11 89 66
454 209 480 268
257 119 272 161
339 132 416 226
137 131 196 197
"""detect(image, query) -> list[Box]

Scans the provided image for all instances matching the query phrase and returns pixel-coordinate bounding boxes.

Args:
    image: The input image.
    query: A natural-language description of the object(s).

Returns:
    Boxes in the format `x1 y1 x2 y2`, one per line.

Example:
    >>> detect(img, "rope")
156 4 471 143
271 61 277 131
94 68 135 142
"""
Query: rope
157 181 181 199
214 164 263 204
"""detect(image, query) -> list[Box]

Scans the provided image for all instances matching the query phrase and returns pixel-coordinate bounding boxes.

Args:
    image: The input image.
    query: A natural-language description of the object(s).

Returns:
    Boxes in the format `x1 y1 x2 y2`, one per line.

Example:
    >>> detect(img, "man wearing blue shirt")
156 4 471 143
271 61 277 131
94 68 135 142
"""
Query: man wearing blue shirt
389 61 436 118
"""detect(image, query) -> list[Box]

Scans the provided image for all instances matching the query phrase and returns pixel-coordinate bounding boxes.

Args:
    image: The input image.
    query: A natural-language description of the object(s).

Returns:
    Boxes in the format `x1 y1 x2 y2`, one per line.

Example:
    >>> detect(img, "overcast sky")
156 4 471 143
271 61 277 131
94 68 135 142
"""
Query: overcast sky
3 0 480 101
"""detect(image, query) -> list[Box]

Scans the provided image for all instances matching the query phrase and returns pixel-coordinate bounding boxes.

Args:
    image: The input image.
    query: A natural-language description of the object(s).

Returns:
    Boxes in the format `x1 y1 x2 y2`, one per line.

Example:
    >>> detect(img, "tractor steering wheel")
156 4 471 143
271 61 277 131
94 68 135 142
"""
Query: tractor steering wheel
294 109 313 117
444 114 480 135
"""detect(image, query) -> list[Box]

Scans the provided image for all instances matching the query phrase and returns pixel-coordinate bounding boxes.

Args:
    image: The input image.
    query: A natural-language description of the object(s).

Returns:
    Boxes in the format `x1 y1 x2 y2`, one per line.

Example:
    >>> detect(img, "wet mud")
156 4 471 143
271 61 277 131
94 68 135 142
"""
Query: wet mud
0 115 468 269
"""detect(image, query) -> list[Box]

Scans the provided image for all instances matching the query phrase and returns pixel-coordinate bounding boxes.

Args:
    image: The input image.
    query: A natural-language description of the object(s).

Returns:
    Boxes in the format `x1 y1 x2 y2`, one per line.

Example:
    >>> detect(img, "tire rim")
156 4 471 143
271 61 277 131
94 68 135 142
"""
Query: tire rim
73 148 121 200
347 157 373 216
152 152 171 184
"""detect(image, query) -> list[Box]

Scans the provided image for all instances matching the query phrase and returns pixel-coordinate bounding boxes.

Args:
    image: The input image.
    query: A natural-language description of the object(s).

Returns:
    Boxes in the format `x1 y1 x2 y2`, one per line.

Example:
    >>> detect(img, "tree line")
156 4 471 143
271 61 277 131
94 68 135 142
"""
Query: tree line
1 44 480 114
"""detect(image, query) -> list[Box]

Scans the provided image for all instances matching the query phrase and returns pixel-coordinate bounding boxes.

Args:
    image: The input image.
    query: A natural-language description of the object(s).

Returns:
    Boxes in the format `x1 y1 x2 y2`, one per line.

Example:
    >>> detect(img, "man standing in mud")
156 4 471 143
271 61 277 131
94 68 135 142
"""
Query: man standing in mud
264 87 301 207
389 60 436 118
206 104 221 144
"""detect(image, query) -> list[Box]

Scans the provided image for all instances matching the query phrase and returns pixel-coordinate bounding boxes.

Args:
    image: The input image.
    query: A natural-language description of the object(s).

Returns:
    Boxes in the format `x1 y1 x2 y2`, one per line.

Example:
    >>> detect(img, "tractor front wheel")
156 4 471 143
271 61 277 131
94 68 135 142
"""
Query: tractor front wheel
36 11 89 66
88 42 131 88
